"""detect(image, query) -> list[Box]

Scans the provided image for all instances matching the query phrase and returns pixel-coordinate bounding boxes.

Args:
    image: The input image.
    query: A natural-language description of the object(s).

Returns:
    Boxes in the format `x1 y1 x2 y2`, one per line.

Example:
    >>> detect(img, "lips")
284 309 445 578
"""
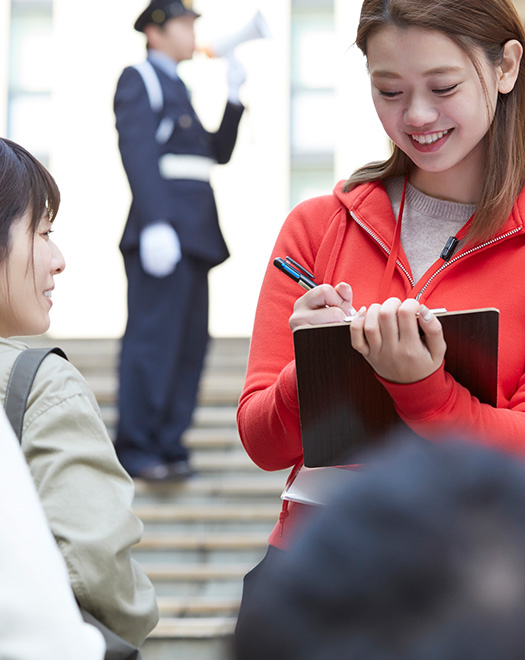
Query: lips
408 128 453 152
410 129 449 144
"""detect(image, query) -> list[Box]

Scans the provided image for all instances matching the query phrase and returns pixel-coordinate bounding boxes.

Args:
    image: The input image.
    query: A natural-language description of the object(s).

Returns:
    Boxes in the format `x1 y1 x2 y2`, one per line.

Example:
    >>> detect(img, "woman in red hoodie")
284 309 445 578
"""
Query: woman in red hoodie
236 0 525 611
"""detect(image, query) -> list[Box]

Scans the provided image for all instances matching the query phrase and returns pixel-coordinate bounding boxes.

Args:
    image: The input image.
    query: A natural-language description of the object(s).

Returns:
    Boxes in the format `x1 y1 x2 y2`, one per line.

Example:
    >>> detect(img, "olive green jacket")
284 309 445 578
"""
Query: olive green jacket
0 338 159 647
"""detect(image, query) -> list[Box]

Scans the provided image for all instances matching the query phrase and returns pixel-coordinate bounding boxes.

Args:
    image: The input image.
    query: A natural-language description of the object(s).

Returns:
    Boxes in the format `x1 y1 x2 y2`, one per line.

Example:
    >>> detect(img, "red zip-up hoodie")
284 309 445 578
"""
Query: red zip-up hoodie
237 180 525 548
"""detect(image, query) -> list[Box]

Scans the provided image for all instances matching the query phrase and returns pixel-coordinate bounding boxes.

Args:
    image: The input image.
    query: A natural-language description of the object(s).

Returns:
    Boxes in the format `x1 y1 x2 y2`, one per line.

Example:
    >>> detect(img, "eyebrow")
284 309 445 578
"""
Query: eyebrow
371 65 465 79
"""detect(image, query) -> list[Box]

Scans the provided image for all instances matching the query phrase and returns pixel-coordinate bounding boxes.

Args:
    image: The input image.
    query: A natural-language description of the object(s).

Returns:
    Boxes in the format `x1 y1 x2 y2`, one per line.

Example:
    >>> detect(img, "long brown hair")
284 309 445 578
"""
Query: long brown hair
344 0 525 244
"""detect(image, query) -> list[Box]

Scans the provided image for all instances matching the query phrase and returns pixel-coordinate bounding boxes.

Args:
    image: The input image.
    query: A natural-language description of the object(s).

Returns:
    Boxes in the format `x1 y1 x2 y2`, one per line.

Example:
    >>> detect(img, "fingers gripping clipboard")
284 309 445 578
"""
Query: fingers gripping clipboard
293 308 499 467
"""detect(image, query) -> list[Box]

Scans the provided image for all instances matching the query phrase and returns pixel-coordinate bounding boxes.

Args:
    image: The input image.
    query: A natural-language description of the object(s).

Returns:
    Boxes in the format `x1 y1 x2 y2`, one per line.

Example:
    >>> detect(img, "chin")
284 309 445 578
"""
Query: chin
29 319 51 337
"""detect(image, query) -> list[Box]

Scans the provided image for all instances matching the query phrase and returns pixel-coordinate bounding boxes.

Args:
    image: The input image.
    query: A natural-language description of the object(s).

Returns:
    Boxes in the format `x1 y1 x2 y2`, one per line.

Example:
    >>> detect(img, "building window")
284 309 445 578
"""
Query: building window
8 0 53 165
290 0 335 207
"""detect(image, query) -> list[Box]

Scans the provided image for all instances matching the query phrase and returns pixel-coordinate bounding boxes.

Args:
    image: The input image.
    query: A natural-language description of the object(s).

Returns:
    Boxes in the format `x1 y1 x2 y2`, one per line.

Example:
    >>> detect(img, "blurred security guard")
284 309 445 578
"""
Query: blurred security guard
114 0 245 481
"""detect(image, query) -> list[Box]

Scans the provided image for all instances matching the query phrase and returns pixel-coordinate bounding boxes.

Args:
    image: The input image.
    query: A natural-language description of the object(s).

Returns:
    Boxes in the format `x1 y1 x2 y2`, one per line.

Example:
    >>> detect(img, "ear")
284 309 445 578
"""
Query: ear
498 39 523 94
143 23 164 48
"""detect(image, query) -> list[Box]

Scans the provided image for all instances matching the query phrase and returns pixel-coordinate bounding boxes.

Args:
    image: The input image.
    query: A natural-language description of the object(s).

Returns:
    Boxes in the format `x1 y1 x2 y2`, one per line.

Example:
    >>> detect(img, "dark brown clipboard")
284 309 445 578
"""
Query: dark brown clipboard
293 308 499 467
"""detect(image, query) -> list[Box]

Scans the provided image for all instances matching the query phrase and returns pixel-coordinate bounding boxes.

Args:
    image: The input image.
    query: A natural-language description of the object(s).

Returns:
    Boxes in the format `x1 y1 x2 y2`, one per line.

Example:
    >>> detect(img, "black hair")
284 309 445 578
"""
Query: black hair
0 138 60 263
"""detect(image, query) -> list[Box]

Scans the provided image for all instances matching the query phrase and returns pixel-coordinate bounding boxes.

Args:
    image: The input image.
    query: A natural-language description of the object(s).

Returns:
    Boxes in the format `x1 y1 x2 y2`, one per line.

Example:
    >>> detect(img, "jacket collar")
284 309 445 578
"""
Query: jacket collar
333 179 525 246
147 49 180 80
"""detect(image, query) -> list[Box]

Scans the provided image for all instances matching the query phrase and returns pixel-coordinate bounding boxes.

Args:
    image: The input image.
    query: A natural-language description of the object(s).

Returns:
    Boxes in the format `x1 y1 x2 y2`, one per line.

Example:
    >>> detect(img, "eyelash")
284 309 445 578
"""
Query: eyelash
434 84 458 95
41 229 53 239
378 84 459 98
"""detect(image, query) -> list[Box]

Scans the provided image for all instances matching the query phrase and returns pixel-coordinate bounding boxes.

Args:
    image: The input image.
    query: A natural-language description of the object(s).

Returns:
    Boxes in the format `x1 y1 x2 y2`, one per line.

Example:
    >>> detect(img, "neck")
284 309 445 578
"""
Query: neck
410 143 485 205
410 170 479 204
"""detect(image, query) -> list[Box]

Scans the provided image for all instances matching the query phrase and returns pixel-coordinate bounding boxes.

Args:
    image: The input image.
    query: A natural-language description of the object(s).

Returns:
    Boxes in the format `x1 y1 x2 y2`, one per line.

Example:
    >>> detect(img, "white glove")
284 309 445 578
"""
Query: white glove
226 54 246 104
140 222 181 278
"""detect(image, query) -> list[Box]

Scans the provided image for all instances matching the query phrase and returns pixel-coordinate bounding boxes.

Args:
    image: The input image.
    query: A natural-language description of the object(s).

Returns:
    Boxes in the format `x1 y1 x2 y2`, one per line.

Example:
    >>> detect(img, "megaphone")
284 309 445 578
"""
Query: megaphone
201 10 271 58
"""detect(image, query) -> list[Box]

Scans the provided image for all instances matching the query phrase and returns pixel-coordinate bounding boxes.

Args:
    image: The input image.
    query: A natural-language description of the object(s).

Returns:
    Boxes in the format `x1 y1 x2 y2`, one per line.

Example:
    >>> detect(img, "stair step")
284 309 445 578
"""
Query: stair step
85 375 245 406
137 532 268 551
192 406 239 428
157 596 240 617
133 474 285 498
101 408 240 434
134 503 280 523
184 427 241 448
21 336 249 365
150 617 236 638
191 451 258 472
144 563 251 582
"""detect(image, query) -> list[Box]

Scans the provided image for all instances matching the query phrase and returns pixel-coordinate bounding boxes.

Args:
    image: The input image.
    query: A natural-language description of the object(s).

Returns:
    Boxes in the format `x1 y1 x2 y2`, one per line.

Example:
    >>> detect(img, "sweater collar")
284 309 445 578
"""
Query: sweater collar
333 179 525 246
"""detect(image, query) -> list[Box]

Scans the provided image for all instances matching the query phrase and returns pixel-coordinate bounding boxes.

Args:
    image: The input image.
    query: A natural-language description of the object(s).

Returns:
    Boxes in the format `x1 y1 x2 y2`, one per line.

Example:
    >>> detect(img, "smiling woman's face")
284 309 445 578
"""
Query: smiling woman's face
367 25 500 201
0 211 65 338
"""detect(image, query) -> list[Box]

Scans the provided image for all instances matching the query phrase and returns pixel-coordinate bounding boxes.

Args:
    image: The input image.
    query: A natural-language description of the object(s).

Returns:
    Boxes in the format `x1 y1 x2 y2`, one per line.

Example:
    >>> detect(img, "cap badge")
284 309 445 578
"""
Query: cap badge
152 8 166 23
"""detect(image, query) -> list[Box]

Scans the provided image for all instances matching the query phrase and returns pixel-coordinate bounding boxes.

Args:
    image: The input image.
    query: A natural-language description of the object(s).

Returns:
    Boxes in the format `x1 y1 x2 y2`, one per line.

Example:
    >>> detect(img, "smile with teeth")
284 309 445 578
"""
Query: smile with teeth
410 129 449 145
44 291 52 299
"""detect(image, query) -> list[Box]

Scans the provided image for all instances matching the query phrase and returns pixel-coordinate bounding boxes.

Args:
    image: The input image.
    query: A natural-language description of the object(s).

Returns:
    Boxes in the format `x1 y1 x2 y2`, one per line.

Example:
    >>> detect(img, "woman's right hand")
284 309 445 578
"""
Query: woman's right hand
289 282 355 331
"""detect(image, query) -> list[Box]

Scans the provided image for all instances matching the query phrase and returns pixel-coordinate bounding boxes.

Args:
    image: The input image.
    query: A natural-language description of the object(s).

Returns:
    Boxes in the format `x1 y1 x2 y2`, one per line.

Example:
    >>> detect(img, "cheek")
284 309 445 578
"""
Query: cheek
374 103 399 136
455 96 492 135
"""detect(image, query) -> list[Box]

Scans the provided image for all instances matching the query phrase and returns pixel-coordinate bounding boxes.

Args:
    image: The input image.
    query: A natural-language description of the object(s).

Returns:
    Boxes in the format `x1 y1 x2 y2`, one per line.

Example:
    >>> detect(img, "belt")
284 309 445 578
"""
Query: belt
159 154 215 182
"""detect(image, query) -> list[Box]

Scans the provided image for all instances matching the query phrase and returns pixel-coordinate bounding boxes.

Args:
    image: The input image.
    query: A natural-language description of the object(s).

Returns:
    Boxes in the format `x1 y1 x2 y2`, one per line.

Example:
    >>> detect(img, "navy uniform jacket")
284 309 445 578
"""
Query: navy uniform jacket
114 59 244 267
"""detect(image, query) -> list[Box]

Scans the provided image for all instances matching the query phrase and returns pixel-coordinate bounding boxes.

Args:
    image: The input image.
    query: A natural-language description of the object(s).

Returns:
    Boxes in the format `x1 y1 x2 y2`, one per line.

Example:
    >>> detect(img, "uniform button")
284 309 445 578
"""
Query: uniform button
179 114 193 129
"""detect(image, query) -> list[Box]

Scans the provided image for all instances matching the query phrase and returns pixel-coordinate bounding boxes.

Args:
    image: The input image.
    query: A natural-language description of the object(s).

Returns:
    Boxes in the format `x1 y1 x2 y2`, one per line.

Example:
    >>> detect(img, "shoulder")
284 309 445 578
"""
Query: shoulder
512 186 525 229
288 189 343 227
290 180 386 218
272 191 346 259
0 338 32 398
18 349 112 461
277 180 390 253
284 181 367 233
29 351 96 411
115 64 150 102
333 178 388 208
0 340 99 428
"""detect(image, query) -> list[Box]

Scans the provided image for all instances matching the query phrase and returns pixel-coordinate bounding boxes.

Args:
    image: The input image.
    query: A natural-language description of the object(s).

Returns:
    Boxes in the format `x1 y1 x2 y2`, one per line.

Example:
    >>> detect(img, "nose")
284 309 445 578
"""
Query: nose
404 93 439 128
51 240 66 274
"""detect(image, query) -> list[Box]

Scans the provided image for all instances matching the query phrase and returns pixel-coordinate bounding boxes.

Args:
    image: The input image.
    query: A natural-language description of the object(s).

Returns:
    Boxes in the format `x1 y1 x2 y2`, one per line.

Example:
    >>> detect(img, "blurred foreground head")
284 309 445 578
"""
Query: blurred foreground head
235 438 525 660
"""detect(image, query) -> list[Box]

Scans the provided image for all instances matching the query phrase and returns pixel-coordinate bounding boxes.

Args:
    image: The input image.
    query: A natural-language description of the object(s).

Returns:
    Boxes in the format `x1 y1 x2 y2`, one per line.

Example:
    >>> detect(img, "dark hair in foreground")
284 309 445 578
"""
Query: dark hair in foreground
0 138 60 263
235 437 525 660
344 0 525 245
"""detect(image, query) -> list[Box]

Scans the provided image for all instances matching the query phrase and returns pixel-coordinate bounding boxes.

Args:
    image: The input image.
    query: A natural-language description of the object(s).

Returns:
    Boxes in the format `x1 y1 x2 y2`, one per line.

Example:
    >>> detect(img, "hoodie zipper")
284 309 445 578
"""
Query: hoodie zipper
350 211 414 287
350 211 522 301
415 227 522 300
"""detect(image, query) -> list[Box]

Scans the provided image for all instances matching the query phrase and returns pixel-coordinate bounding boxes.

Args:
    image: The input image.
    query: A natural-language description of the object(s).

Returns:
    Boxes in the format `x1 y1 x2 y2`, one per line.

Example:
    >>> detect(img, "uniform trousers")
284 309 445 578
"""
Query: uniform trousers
115 249 210 475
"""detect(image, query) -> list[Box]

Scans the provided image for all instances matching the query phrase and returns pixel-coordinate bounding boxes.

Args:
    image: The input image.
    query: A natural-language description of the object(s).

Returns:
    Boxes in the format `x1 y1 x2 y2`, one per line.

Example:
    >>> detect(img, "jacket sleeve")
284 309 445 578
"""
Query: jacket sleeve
208 101 244 165
21 355 159 647
114 66 176 231
237 198 334 471
379 365 525 455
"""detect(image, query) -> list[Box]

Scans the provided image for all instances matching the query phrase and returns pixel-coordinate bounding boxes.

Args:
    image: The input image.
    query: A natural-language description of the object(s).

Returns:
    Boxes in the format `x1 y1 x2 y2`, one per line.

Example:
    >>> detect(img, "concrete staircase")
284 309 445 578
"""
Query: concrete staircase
25 335 286 660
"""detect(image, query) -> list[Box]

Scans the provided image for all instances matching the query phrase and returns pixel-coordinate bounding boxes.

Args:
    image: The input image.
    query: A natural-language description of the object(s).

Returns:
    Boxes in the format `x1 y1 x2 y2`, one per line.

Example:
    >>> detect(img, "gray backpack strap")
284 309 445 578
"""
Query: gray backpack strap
4 347 67 442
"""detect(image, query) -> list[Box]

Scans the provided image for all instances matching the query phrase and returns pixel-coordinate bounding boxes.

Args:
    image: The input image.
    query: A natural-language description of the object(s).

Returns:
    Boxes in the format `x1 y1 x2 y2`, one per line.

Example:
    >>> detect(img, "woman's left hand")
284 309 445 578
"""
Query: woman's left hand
350 297 447 383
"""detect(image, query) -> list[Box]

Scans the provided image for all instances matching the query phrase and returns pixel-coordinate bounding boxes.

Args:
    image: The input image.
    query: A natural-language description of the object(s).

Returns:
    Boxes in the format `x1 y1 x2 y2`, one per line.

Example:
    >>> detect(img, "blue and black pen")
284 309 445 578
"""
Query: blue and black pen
273 256 317 291
273 255 358 321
